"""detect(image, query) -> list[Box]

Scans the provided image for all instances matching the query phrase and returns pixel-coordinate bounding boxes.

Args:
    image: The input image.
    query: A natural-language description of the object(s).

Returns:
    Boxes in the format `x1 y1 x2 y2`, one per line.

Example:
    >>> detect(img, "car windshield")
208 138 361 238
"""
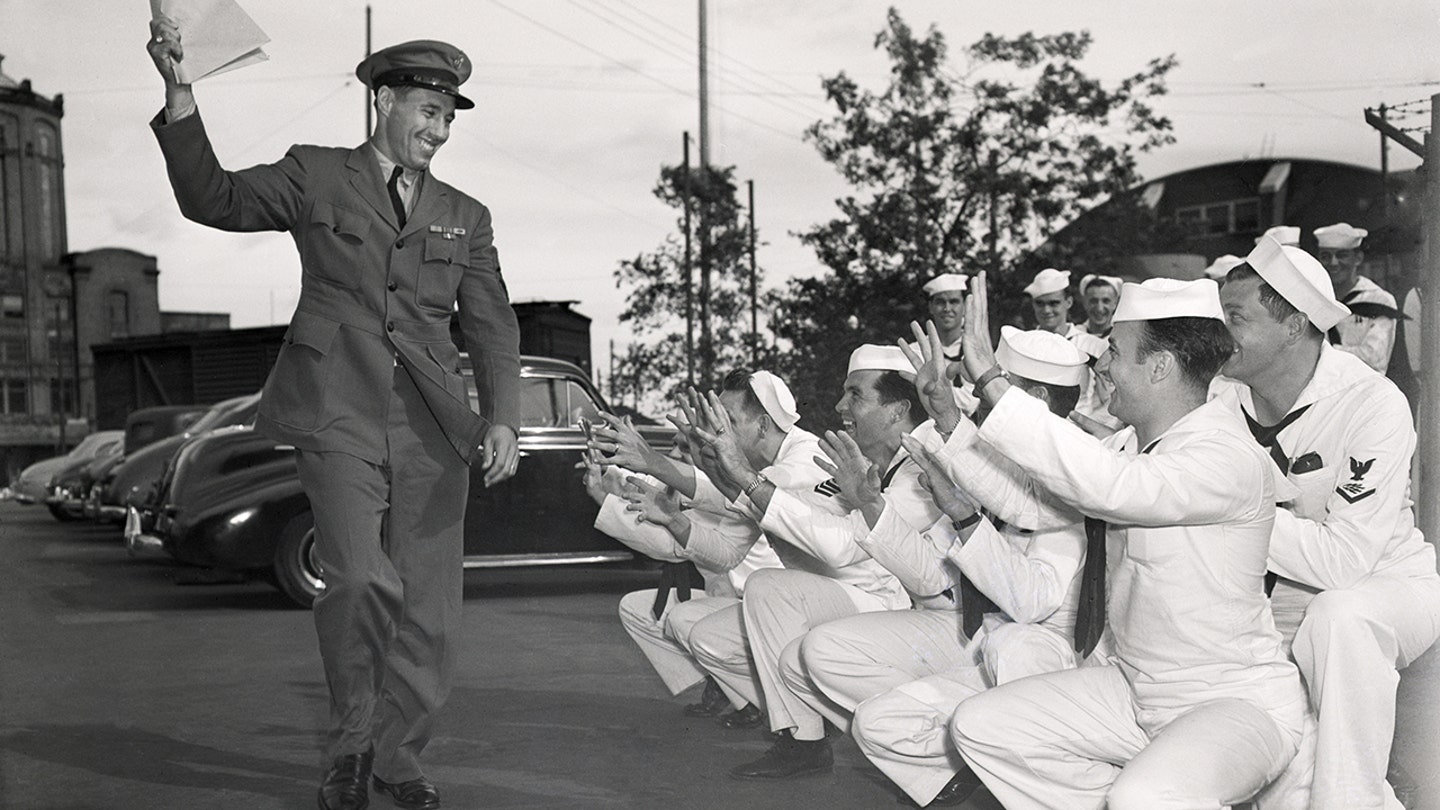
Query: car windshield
184 393 260 434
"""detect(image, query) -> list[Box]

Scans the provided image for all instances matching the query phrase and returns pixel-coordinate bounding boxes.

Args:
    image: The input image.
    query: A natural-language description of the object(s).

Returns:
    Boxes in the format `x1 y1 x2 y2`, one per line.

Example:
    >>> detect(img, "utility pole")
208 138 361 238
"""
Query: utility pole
363 5 372 139
1419 98 1440 546
682 133 694 386
696 0 713 385
1379 102 1390 224
747 179 757 367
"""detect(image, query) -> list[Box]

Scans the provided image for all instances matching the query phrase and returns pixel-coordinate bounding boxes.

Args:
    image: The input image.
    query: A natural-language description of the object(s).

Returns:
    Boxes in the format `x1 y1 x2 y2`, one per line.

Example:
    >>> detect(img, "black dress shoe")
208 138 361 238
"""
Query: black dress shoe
373 774 441 810
318 748 372 810
729 732 832 779
925 764 983 806
716 703 764 729
683 676 729 717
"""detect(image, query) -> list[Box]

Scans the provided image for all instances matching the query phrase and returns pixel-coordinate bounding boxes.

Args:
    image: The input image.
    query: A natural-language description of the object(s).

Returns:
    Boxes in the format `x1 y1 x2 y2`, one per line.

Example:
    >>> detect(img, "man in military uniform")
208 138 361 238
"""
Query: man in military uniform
148 22 521 810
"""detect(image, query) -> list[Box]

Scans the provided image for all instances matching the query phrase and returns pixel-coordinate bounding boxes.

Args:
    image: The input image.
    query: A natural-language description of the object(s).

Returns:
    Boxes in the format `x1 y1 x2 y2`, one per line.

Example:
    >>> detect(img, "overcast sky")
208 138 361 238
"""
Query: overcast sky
3 0 1436 375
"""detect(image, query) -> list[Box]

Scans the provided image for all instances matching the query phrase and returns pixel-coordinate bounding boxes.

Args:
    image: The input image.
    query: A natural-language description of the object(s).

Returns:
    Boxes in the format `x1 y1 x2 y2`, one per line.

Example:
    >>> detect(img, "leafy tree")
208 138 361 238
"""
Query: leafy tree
610 164 770 415
774 9 1176 426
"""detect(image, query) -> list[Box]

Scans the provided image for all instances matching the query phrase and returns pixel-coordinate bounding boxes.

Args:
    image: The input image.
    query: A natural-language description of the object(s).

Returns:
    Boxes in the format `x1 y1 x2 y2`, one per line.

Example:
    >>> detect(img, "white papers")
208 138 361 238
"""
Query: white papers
149 0 271 84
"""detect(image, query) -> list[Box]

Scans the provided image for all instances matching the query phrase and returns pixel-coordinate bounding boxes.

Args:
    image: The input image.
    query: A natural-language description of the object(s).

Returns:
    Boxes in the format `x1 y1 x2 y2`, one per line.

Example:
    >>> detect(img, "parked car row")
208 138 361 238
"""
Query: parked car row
9 356 672 608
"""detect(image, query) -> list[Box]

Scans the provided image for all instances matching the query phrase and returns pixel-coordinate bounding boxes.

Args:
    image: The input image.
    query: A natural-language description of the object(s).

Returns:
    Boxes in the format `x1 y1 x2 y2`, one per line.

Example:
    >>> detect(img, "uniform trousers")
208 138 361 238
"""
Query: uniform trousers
1269 575 1440 810
850 622 1076 806
740 568 892 740
950 664 1298 810
296 366 469 782
617 590 736 696
687 601 761 712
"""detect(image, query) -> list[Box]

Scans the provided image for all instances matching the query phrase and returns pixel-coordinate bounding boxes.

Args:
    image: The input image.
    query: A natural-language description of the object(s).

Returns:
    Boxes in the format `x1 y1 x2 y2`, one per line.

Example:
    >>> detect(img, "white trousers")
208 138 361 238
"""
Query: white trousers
617 589 737 697
741 569 890 740
850 622 1076 806
1269 574 1440 810
686 601 760 712
951 664 1298 810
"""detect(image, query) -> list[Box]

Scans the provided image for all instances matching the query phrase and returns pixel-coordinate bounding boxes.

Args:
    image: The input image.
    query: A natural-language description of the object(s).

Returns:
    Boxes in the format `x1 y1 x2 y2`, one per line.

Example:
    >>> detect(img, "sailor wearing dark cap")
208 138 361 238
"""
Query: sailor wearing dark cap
148 22 520 810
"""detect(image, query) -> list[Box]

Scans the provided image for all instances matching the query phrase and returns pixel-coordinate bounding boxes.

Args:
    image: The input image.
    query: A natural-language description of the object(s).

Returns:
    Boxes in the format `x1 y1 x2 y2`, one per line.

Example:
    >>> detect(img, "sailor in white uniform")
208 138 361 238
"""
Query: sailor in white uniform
949 274 1307 810
1215 237 1440 810
1315 222 1401 374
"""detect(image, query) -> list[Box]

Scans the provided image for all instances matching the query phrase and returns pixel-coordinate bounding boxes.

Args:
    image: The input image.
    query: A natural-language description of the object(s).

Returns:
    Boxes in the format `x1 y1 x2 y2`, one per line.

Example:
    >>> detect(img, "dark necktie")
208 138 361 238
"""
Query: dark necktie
959 510 1002 639
1244 404 1312 594
1072 441 1157 657
1243 405 1313 476
1073 516 1107 656
387 165 407 228
651 560 701 620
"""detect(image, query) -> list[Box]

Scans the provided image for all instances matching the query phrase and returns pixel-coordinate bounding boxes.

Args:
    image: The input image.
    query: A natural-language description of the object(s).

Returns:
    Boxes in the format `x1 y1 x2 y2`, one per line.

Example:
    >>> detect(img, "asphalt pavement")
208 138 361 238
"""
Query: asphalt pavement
1 500 1436 809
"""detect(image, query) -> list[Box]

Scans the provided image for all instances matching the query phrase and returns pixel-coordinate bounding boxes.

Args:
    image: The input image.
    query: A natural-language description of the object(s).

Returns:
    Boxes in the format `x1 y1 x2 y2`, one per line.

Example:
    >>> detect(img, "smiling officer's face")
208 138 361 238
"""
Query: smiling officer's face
377 86 456 171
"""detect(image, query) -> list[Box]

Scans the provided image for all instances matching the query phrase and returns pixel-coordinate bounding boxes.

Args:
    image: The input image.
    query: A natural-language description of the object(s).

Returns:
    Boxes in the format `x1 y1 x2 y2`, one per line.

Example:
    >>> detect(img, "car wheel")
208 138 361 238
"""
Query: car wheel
272 511 324 609
47 503 79 522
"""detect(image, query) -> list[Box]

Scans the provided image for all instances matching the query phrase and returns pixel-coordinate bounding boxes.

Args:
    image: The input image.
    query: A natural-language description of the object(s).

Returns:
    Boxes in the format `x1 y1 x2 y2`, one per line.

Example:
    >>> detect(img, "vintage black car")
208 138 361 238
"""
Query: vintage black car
92 393 262 523
127 356 673 607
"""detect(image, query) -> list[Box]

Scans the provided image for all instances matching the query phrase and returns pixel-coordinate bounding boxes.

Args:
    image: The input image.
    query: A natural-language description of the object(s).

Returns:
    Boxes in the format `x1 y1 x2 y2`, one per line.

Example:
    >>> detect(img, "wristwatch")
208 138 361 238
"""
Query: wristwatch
972 364 1007 399
743 471 769 496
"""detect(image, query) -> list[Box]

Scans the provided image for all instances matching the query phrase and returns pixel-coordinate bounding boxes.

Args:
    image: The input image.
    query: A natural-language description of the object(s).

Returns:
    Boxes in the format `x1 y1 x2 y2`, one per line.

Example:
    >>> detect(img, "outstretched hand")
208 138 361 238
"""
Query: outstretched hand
899 433 978 526
591 412 665 476
687 390 754 489
621 476 682 527
815 430 884 511
897 320 966 431
961 272 999 383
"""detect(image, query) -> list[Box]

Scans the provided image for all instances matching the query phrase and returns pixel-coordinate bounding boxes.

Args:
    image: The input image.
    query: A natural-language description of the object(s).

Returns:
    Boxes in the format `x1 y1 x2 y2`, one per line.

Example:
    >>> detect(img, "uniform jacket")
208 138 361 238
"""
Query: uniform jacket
739 425 939 612
1214 343 1438 589
152 110 520 465
920 418 1087 639
977 388 1306 738
678 427 863 594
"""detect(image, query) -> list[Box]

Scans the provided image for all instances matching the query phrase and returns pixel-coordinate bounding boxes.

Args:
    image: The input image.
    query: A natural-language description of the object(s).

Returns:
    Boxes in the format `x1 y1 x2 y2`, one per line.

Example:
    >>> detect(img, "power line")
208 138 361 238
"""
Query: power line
482 0 804 143
560 0 829 124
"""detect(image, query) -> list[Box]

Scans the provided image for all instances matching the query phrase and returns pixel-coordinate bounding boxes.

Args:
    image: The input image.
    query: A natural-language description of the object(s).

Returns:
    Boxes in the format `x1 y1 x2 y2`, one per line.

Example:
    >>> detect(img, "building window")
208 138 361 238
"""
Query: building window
49 377 76 415
109 290 130 338
1174 198 1262 236
1 377 27 415
0 337 23 364
2 294 22 319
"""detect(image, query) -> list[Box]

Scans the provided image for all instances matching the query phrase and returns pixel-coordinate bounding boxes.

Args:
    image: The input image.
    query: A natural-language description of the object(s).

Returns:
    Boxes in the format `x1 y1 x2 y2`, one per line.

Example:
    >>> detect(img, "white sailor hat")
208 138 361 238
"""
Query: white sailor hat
1024 268 1071 298
1079 274 1124 294
1314 222 1367 250
1203 254 1246 281
847 344 916 380
747 370 800 432
1254 226 1300 247
1112 278 1225 323
922 274 968 296
996 326 1089 387
1244 236 1351 331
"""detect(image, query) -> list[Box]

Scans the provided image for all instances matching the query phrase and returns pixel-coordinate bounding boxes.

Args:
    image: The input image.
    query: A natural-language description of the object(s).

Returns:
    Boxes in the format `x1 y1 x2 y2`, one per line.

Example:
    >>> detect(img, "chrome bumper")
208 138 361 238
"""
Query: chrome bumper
124 506 165 557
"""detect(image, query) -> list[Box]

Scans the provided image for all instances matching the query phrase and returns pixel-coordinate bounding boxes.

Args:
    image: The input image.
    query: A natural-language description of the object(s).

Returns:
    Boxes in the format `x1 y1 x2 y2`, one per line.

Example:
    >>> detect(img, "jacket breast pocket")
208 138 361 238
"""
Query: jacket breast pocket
260 315 341 432
303 201 370 288
416 234 469 311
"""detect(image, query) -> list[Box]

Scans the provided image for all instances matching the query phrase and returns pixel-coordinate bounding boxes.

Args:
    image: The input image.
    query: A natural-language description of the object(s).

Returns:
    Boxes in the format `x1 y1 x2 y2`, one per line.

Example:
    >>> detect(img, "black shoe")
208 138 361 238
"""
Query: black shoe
716 703 765 730
926 764 983 806
317 748 372 810
372 775 441 810
683 676 729 717
729 732 833 779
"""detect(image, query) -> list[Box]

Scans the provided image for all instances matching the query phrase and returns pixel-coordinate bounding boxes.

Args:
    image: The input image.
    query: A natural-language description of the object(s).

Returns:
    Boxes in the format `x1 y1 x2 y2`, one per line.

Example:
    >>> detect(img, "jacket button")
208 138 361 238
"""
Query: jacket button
387 281 397 292
386 322 395 333
396 238 406 249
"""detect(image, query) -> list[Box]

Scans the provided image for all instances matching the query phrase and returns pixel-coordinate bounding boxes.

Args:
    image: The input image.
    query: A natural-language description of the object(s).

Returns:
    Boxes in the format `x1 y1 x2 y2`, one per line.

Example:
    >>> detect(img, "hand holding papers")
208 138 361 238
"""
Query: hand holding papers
148 0 270 84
